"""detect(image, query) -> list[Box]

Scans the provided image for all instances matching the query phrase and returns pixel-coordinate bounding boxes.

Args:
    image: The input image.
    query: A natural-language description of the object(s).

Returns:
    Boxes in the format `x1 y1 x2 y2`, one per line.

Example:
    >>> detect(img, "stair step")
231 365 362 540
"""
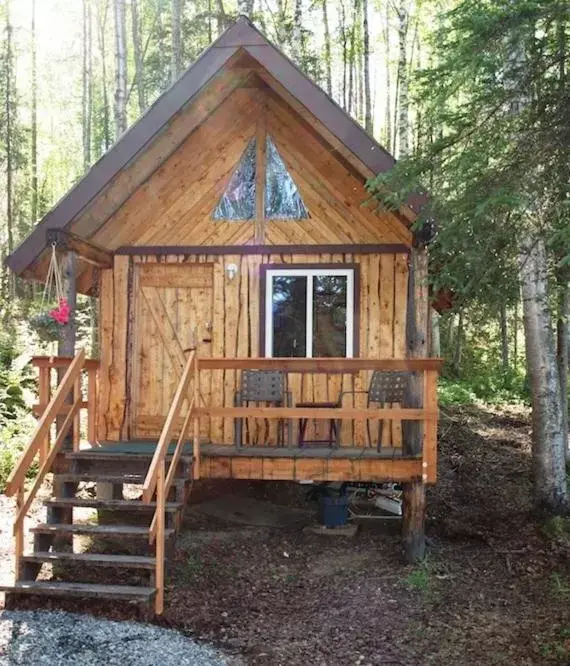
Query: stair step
64 450 192 463
54 473 188 485
55 473 145 484
31 523 175 538
21 552 156 569
44 498 183 512
0 581 156 602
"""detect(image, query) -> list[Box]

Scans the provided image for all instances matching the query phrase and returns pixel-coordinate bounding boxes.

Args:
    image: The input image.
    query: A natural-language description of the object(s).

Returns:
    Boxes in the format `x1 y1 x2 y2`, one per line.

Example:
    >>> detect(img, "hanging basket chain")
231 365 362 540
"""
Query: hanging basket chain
41 244 65 309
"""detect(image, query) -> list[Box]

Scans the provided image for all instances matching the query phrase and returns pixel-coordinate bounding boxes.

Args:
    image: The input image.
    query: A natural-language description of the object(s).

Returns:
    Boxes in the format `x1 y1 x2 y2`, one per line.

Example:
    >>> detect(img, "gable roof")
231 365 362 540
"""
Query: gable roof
6 15 426 278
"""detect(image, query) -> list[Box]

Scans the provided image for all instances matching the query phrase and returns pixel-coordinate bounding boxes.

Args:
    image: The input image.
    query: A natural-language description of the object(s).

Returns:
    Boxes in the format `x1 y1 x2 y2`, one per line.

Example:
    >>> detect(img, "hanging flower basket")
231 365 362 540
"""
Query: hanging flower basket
30 298 70 342
30 245 71 343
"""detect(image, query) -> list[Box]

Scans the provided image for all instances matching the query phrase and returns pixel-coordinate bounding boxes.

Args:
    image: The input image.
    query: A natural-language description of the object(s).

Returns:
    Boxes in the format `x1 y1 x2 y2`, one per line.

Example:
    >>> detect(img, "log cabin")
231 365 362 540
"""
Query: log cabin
1 17 441 614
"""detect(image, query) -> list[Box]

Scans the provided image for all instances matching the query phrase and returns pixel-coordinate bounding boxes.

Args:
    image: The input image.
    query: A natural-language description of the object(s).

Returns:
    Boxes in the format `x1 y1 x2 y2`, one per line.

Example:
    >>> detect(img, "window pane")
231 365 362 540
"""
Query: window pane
265 136 308 219
212 139 256 220
313 276 347 357
271 276 307 357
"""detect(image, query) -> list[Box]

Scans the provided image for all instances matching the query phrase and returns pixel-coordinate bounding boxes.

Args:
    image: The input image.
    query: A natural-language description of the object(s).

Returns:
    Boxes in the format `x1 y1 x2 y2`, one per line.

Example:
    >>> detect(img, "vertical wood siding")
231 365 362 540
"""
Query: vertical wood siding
98 252 408 447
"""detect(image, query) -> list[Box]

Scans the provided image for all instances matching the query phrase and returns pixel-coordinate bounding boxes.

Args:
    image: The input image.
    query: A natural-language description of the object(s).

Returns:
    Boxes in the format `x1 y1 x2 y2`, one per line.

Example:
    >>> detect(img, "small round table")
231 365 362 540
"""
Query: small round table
297 401 340 447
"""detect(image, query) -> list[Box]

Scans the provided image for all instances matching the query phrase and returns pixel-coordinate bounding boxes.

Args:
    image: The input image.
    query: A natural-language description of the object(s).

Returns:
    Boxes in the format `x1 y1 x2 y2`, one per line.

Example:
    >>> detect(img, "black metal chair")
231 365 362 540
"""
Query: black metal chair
337 371 412 450
234 370 293 447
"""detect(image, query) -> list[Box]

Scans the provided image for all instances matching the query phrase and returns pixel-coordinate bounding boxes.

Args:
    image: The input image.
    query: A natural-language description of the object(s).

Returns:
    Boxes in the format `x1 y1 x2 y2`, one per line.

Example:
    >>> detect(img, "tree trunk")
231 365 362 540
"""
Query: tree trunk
322 0 332 96
171 0 182 83
82 0 93 172
97 0 111 151
347 0 359 115
4 0 14 297
556 277 569 462
500 301 509 372
131 0 146 114
519 234 567 513
396 0 410 157
238 0 254 15
453 310 463 374
31 0 38 224
362 0 372 134
430 309 441 357
291 0 304 66
113 0 128 138
384 3 392 150
513 289 519 370
339 0 348 110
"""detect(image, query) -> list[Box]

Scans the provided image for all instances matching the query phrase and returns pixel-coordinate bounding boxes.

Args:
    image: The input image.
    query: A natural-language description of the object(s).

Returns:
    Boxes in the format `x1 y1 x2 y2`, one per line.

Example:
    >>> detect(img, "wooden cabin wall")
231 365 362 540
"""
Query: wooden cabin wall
97 252 408 447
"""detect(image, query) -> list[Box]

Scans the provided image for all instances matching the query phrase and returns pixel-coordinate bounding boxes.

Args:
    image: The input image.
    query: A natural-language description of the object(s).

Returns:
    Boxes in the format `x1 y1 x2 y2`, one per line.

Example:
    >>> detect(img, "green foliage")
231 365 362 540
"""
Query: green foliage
542 516 570 540
0 337 36 492
438 370 528 406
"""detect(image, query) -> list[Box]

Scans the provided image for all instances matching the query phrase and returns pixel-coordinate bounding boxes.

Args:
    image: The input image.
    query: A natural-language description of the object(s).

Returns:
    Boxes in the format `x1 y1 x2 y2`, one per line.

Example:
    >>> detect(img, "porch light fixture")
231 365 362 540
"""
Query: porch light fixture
225 263 238 281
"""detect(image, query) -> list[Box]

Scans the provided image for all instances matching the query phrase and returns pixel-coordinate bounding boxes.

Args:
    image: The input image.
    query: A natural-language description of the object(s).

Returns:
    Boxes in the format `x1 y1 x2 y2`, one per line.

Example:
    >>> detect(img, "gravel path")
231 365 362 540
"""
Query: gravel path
0 610 237 665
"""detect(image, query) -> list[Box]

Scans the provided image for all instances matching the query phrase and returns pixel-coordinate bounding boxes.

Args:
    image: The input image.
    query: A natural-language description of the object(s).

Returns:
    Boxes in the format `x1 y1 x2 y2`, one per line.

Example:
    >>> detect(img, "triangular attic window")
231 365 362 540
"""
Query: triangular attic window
212 135 309 221
212 138 256 220
265 136 308 219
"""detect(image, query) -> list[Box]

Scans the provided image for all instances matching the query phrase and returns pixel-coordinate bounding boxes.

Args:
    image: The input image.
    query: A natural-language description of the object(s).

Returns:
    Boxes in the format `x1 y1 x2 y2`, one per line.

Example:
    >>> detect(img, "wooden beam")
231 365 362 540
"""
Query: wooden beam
255 111 266 243
115 243 411 256
47 230 113 268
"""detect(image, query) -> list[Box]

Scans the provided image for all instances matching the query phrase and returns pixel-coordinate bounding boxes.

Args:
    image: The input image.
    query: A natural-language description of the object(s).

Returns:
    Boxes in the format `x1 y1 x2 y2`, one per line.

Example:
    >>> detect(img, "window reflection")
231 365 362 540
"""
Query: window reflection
313 276 347 357
271 276 307 357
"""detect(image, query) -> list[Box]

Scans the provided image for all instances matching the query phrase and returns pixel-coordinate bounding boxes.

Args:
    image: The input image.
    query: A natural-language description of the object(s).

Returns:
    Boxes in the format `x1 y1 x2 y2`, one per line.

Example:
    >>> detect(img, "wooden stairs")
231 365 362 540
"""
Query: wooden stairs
1 446 193 607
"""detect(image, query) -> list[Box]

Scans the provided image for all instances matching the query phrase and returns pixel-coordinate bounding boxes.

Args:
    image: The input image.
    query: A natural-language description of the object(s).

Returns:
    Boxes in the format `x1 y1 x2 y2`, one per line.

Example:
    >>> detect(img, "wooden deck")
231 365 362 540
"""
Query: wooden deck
199 444 423 482
88 441 423 483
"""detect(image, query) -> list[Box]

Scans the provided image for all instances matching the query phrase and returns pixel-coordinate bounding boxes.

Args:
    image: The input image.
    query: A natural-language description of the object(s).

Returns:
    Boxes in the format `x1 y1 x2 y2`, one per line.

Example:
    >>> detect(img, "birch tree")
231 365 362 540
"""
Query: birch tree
113 0 127 138
3 0 14 296
131 0 146 114
82 0 93 172
362 0 372 134
30 0 38 224
96 0 111 151
171 0 182 82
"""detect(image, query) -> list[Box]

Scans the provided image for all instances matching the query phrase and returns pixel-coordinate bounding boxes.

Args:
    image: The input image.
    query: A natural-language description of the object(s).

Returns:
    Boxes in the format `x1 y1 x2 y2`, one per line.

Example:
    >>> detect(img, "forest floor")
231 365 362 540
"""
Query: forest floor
2 404 569 665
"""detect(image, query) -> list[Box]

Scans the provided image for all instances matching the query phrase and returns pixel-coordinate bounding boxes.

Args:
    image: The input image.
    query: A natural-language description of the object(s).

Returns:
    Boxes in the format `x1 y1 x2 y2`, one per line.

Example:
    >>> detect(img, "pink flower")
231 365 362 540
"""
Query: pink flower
48 297 71 325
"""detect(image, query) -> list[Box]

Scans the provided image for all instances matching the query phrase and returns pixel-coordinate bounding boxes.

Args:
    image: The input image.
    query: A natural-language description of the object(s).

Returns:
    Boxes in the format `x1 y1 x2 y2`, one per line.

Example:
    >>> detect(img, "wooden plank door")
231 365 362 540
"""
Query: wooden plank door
132 263 213 439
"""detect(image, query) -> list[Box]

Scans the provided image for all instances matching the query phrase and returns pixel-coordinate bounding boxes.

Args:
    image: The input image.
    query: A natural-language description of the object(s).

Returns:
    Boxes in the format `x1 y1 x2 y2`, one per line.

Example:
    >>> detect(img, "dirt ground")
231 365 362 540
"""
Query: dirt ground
3 405 570 665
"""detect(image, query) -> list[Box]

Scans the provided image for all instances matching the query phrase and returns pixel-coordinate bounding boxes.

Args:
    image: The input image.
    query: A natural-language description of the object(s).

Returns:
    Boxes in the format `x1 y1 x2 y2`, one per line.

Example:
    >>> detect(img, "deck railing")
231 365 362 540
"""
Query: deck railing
4 350 100 579
142 349 199 615
144 354 441 614
195 357 440 481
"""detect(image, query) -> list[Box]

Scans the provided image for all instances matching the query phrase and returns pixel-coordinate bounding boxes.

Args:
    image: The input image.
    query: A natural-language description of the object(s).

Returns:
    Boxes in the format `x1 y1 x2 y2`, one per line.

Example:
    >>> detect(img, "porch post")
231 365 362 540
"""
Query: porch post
402 244 429 563
52 251 78 535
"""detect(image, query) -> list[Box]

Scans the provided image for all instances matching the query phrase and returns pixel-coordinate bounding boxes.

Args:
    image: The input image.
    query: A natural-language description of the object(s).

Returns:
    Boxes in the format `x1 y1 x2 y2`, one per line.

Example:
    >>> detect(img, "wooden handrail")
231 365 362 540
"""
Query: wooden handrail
14 396 82 530
196 406 436 420
144 349 197 615
142 350 196 503
5 349 86 497
29 355 100 370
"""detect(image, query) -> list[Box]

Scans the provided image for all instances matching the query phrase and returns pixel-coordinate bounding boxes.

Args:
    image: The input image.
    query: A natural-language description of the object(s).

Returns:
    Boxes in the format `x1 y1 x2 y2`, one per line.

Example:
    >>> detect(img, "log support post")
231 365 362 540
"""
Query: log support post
402 480 426 563
402 244 430 560
54 251 77 536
